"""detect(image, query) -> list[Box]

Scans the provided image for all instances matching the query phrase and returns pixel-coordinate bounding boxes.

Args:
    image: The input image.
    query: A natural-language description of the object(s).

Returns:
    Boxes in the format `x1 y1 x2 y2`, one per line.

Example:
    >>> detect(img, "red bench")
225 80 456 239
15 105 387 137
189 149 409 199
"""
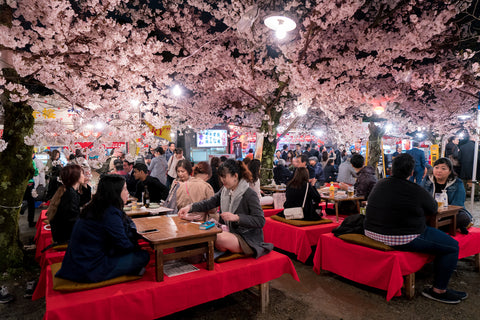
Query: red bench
43 251 299 319
313 228 480 300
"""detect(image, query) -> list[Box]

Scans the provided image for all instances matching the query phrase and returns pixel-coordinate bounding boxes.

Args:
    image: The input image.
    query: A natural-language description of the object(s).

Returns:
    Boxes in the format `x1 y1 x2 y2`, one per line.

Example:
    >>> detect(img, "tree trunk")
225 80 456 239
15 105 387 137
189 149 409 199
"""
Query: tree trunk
367 122 384 179
260 108 282 185
0 67 35 272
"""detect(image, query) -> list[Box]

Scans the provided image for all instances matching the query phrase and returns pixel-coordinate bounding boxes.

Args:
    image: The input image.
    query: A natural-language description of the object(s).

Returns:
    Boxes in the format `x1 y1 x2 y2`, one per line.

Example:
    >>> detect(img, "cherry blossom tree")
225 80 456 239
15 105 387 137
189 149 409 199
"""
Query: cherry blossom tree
0 0 479 270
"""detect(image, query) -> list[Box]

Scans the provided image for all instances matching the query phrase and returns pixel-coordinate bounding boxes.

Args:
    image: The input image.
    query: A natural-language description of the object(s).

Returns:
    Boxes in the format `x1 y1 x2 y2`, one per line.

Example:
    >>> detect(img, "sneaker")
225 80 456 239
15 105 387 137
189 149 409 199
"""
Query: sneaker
422 287 461 304
0 286 14 304
24 281 36 298
447 288 468 300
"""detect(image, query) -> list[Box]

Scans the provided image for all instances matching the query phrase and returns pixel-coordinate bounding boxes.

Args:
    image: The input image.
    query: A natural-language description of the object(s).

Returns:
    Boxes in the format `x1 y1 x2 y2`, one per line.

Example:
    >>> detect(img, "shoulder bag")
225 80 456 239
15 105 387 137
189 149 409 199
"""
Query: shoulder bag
284 184 308 220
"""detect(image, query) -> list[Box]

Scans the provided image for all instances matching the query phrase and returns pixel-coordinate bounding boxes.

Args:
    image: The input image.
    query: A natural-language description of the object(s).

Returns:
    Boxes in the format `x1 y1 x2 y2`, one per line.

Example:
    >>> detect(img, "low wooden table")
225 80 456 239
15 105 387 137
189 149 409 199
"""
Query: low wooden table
320 195 364 222
428 205 462 236
260 186 286 193
134 216 222 282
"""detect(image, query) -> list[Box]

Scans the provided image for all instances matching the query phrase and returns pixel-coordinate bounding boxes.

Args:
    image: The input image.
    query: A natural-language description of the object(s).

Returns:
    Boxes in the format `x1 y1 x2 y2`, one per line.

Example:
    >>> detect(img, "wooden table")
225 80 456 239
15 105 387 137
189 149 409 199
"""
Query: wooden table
320 195 364 222
134 216 222 282
125 206 173 217
260 186 286 193
428 205 462 236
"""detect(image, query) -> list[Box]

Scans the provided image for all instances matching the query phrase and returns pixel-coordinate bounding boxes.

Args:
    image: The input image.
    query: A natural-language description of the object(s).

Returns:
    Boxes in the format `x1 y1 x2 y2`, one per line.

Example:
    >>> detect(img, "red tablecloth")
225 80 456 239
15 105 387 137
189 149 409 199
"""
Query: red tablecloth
263 215 342 263
263 208 283 217
44 251 298 320
35 217 52 262
32 250 65 301
313 228 480 301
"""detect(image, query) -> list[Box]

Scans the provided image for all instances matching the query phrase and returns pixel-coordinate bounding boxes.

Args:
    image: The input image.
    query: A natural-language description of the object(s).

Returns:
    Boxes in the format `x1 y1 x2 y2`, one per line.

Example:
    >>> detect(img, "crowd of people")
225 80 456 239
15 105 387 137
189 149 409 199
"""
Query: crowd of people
3 135 477 305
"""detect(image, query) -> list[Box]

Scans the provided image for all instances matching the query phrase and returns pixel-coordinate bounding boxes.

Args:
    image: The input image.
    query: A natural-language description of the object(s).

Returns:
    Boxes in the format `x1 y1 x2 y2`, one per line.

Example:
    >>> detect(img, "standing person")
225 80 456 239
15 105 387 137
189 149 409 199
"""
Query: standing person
47 165 86 243
132 163 169 203
294 144 302 157
56 175 150 283
175 161 216 221
207 157 222 193
278 167 323 221
337 155 357 185
281 144 289 161
392 145 402 159
457 132 479 196
303 144 312 158
22 154 39 227
422 158 473 233
364 153 466 304
165 142 175 162
274 150 282 165
310 143 320 159
166 148 185 188
177 160 273 258
123 158 137 196
149 146 168 185
445 136 460 175
407 141 426 185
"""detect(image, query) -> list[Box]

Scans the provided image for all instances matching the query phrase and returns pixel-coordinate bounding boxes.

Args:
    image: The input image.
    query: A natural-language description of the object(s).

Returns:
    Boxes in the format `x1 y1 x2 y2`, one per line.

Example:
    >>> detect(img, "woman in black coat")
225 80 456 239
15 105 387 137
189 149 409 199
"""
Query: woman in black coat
279 167 323 221
323 159 338 183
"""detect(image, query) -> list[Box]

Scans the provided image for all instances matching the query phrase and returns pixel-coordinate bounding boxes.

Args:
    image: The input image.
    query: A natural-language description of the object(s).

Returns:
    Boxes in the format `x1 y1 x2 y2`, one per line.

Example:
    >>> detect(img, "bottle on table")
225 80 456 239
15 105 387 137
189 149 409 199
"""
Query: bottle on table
329 183 335 198
144 185 150 208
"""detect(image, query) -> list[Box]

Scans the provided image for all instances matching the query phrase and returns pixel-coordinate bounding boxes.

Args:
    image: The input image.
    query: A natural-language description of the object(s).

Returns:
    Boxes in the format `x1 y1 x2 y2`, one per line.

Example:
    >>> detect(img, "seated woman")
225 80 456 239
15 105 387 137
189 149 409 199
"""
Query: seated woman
178 159 273 258
175 161 217 221
422 157 473 233
56 175 150 283
248 159 274 206
48 164 89 243
278 167 323 221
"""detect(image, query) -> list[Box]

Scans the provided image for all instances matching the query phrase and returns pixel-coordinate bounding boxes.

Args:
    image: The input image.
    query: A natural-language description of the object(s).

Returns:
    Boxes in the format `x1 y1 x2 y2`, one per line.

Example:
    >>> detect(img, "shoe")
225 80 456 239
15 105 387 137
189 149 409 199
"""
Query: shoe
422 287 461 304
0 286 14 304
24 281 36 299
447 288 468 300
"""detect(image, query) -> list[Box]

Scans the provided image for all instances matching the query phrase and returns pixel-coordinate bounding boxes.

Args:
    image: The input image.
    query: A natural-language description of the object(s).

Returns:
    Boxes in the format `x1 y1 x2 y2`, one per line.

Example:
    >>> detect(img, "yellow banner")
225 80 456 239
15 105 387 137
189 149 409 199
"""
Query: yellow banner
144 121 171 141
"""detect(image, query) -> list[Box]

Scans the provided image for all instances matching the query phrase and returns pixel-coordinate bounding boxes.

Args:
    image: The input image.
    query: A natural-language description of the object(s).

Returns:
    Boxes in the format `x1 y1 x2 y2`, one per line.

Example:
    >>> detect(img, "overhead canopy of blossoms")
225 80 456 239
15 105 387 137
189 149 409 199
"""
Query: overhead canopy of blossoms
0 0 479 153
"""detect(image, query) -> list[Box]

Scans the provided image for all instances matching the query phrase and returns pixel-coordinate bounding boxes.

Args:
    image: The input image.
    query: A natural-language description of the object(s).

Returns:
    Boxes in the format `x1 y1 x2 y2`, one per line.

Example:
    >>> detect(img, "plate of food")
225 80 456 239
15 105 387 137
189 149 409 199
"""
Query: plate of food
124 207 132 212
149 203 160 209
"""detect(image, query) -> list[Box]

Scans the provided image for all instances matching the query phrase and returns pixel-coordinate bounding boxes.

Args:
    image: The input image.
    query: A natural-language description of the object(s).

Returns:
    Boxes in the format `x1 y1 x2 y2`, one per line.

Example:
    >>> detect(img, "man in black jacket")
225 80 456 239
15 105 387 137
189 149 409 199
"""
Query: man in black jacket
364 153 466 304
133 163 169 203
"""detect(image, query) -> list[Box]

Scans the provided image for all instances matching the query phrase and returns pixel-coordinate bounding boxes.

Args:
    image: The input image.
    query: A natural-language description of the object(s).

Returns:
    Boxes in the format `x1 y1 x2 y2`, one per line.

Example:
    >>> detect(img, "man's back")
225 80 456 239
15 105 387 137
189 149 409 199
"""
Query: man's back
337 161 356 185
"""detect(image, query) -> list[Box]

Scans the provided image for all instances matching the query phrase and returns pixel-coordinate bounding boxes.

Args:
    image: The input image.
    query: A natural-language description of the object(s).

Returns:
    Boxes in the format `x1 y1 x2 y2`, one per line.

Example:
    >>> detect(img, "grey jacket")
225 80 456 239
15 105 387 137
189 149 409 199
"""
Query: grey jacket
191 188 273 258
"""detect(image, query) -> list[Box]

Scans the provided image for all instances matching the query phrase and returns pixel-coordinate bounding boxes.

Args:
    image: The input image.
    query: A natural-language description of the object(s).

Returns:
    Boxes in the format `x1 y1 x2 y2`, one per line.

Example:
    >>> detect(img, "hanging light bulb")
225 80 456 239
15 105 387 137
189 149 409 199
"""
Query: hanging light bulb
172 85 182 97
373 106 385 115
276 30 287 39
264 14 296 39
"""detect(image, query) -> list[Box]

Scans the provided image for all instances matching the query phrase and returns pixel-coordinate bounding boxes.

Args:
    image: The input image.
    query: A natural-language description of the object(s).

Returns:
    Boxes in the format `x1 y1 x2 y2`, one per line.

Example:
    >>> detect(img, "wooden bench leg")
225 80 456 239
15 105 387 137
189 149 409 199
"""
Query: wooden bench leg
475 253 480 272
260 282 269 313
404 273 415 299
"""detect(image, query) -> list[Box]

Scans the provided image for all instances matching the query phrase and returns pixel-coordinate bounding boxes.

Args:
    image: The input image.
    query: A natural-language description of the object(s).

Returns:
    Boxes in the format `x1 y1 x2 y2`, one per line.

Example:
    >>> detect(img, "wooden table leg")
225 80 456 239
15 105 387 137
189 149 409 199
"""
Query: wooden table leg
207 240 215 270
475 253 479 272
404 273 415 299
155 247 164 282
451 214 457 236
335 201 339 222
260 282 269 313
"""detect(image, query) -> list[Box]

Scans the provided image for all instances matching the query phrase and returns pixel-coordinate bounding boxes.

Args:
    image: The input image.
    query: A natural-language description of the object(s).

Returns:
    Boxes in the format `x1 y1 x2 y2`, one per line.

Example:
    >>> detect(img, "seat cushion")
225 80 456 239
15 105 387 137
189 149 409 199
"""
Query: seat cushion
338 233 394 251
51 263 141 292
270 215 332 226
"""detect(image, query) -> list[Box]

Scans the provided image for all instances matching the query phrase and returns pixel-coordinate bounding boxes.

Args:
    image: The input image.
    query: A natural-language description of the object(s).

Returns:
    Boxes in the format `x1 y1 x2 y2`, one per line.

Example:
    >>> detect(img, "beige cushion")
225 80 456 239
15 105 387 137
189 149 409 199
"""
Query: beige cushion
338 234 394 251
51 263 141 292
270 215 332 226
214 252 249 263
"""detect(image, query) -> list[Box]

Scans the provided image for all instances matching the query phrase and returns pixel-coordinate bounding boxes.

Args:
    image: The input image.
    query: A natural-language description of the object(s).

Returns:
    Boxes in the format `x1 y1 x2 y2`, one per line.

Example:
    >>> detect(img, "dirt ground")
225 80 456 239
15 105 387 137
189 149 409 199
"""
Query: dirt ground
1 202 480 320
